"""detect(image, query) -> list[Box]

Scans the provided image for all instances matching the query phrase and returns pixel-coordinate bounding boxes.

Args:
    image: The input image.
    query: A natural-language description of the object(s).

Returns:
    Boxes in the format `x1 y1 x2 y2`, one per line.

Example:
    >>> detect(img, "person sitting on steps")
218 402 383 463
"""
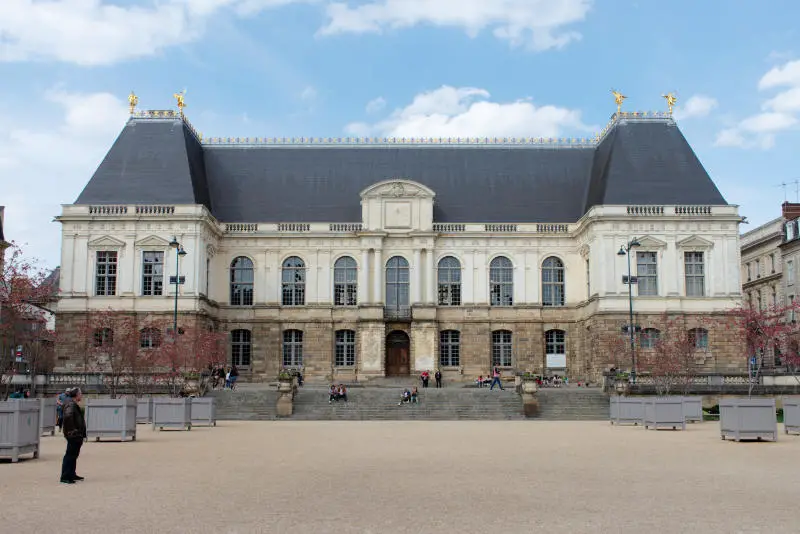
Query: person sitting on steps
411 387 419 404
398 389 411 405
329 384 337 404
337 384 348 403
475 375 484 388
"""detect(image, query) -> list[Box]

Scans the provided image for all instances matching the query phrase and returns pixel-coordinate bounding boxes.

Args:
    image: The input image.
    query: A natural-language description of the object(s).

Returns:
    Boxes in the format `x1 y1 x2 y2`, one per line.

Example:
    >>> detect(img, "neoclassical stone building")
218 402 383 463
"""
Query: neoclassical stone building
55 109 744 382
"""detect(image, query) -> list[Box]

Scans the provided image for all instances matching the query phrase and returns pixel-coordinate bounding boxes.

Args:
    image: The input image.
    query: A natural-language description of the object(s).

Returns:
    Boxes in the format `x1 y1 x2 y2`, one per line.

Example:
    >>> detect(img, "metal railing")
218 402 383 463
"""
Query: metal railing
384 306 412 320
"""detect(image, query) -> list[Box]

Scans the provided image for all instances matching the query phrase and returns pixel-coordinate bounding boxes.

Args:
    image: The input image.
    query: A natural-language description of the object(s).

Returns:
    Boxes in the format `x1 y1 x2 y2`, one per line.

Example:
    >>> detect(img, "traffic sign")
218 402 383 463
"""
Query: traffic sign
169 276 186 285
622 275 639 284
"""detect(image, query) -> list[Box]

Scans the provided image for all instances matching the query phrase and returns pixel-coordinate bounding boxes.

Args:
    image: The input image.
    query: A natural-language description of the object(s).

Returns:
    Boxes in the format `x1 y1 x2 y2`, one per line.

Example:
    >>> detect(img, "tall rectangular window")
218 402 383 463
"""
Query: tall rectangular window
491 330 512 367
142 251 164 296
788 260 795 285
684 252 705 297
439 330 460 367
334 330 356 366
95 251 118 296
636 251 658 296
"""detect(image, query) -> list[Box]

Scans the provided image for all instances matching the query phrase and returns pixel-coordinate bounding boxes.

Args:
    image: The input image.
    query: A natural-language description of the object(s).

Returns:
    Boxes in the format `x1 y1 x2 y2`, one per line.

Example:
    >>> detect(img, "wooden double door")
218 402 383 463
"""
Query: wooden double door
385 331 410 377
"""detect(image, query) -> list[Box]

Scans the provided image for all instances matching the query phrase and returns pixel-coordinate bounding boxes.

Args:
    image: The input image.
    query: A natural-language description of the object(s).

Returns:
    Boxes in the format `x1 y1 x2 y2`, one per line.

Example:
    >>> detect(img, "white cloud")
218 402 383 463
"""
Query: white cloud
365 97 386 114
300 86 318 101
319 0 592 51
345 85 592 138
673 94 717 120
0 0 306 66
758 59 800 90
763 87 800 114
0 90 129 267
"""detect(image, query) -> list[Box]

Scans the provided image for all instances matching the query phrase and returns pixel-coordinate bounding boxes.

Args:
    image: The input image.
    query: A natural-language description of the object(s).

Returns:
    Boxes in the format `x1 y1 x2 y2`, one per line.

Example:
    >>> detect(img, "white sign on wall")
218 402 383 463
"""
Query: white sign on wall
546 354 567 368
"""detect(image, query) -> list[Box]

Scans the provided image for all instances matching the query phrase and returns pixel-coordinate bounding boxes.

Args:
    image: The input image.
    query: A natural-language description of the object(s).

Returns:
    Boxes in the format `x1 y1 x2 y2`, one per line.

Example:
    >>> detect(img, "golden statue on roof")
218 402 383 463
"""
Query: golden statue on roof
128 91 138 115
611 89 627 114
173 90 187 116
662 92 677 114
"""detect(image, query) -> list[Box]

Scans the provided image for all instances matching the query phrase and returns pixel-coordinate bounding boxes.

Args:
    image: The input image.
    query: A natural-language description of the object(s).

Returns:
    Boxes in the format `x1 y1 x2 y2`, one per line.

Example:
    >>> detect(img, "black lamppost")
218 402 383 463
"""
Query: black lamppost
169 237 187 366
618 238 641 383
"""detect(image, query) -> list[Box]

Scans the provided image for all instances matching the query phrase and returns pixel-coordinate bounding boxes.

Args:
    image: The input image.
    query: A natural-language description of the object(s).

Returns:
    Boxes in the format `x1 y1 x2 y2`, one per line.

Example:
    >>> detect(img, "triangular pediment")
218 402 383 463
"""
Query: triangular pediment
637 235 667 249
360 179 436 199
135 235 171 248
678 235 714 248
88 235 126 248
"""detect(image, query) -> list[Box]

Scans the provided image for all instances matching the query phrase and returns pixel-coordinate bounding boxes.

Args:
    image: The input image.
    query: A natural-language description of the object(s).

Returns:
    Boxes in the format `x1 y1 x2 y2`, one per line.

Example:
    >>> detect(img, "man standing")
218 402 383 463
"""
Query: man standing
434 369 442 388
60 387 86 484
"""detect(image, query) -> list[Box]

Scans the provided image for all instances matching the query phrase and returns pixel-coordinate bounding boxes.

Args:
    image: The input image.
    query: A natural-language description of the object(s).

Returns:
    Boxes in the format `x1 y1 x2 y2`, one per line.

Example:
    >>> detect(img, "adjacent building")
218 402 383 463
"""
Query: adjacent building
740 217 783 311
55 108 744 382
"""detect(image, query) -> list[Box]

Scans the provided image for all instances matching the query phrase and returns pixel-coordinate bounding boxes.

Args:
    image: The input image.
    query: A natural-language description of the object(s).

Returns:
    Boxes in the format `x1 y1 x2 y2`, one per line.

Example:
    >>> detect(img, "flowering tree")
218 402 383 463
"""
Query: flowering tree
589 321 631 375
0 243 56 399
642 314 708 395
153 321 226 396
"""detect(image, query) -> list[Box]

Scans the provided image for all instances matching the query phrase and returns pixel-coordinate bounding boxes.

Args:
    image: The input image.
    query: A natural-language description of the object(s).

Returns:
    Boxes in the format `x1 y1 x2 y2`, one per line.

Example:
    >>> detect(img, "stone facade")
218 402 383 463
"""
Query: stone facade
740 216 783 310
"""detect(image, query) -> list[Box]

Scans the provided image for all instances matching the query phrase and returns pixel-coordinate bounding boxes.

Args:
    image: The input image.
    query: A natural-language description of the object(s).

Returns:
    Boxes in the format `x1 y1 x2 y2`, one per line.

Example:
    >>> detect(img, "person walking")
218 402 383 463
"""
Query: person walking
434 370 442 388
229 365 239 390
489 367 505 391
60 387 87 484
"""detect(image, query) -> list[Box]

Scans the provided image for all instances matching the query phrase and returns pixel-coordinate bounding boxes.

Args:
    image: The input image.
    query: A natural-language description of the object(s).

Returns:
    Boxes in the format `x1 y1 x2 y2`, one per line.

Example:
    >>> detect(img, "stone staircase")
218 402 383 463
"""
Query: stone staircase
293 385 524 421
207 388 279 421
535 388 609 421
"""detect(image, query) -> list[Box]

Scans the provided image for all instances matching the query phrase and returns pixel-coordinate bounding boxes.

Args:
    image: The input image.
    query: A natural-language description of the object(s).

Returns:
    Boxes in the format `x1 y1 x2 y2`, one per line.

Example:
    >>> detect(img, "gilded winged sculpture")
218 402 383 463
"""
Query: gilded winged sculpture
662 92 677 114
128 91 139 114
611 89 627 113
173 90 187 114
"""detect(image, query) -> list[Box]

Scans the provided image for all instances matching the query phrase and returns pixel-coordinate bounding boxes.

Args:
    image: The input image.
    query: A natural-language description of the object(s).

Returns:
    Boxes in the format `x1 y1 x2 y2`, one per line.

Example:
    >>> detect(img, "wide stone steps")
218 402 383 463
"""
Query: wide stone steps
535 388 609 421
208 390 280 421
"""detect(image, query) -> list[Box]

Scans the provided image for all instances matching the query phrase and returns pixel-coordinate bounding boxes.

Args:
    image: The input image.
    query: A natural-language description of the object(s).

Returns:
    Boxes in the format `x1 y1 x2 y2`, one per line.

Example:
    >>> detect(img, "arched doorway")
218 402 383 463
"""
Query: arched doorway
385 331 411 376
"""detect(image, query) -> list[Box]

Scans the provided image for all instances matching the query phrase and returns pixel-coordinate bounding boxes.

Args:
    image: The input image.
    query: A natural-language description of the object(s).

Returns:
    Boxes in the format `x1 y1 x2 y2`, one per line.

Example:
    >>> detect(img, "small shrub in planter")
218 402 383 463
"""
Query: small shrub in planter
720 398 778 442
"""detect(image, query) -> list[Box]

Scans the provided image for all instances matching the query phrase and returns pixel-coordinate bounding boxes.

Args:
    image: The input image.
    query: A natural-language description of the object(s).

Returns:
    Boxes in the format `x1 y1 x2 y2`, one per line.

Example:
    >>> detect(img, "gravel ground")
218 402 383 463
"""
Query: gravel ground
2 421 798 534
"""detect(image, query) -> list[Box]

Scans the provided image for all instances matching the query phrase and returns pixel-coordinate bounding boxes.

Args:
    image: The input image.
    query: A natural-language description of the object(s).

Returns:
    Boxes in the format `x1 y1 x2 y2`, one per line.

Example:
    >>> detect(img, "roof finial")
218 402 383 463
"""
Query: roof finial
128 91 139 115
173 90 187 117
611 89 627 114
662 92 677 115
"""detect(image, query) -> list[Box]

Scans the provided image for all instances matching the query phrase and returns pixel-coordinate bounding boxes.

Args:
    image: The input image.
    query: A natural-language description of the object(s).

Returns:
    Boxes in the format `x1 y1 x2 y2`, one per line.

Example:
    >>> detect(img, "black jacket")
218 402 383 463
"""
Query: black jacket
62 399 86 439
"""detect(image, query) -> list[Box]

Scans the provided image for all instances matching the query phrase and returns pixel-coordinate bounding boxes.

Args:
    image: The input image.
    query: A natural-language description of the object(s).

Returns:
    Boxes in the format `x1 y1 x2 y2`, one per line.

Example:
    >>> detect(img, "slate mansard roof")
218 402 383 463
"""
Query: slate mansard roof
75 114 728 223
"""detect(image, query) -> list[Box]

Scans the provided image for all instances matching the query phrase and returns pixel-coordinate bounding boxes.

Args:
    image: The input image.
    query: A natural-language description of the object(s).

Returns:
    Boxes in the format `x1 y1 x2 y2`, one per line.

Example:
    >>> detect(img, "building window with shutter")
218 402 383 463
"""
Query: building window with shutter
95 251 118 296
684 252 705 297
636 251 658 296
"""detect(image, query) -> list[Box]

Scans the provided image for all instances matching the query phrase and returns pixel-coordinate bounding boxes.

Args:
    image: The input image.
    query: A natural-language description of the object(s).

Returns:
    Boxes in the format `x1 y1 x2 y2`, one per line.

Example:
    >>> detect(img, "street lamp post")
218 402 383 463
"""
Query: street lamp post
618 238 641 383
169 237 187 367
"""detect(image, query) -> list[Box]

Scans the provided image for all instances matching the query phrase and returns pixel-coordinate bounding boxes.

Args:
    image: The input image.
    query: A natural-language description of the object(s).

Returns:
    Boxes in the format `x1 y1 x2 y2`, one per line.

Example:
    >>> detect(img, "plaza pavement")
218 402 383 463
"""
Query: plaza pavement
2 420 798 533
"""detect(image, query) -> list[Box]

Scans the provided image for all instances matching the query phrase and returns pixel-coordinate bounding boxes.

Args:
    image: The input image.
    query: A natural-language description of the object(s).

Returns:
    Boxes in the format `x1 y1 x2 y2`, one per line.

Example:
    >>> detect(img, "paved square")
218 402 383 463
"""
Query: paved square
2 421 798 533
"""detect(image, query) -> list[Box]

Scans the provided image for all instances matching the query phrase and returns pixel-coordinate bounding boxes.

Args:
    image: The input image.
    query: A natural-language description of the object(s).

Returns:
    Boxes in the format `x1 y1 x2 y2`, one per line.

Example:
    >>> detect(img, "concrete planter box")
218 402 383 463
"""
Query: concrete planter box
190 397 216 427
40 397 58 436
720 398 778 442
682 397 703 423
611 397 644 425
153 398 192 431
783 397 800 435
136 398 154 424
609 397 619 422
0 400 41 462
86 398 137 442
644 397 686 430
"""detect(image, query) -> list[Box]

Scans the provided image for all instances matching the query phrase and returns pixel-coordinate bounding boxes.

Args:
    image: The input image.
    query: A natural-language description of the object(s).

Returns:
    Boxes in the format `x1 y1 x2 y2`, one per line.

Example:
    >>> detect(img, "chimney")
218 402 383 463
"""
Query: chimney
0 205 5 242
782 202 800 221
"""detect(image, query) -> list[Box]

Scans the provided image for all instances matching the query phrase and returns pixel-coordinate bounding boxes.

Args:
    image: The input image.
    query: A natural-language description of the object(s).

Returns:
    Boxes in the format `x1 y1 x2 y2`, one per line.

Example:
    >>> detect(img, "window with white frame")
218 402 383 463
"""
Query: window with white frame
439 330 460 367
385 256 410 309
636 251 658 296
282 330 303 367
335 330 356 366
490 257 513 306
142 251 164 296
684 252 705 297
545 329 566 368
282 257 306 306
438 256 462 306
230 257 254 306
333 257 358 306
688 328 708 350
542 257 565 306
95 251 118 296
93 328 113 348
231 329 252 367
139 327 161 349
640 328 660 349
491 330 512 367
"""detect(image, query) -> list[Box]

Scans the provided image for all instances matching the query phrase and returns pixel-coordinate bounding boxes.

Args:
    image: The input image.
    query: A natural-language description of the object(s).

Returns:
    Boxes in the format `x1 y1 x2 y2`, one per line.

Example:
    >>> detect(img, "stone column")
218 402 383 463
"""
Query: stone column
373 248 383 304
359 249 370 304
425 249 435 303
412 249 422 305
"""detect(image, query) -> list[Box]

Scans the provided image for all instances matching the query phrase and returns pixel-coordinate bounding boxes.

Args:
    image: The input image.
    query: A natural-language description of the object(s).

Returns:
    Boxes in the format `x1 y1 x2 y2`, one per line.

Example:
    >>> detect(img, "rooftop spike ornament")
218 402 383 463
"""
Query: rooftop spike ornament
173 90 187 116
662 92 677 115
611 89 627 114
128 91 138 115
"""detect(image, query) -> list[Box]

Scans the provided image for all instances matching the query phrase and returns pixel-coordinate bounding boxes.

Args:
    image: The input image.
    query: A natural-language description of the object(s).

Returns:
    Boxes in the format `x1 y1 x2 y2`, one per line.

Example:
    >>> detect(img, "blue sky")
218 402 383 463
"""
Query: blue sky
2 0 800 268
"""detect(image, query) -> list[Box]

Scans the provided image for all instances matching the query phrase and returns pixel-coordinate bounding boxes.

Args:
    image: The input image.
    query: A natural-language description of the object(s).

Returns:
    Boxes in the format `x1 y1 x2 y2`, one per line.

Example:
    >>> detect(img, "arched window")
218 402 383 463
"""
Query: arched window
335 330 356 367
282 257 306 306
283 330 303 367
385 256 410 309
230 257 254 306
438 257 462 306
542 257 565 306
688 328 708 350
439 330 460 367
491 330 512 367
139 327 161 349
334 257 358 306
93 328 113 348
640 328 660 349
490 257 513 306
231 329 252 367
545 329 566 369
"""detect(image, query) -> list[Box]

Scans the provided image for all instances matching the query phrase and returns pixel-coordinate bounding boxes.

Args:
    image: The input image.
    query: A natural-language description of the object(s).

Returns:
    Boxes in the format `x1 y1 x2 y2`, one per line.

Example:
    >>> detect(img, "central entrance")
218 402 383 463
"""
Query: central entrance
385 330 411 377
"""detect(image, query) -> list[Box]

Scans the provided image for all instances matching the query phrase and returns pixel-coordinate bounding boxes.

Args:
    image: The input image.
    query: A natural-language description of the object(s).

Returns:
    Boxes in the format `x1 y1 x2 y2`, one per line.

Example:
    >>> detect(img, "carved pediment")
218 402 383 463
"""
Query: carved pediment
88 235 126 248
637 235 667 249
360 179 436 199
134 235 171 248
677 235 714 249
